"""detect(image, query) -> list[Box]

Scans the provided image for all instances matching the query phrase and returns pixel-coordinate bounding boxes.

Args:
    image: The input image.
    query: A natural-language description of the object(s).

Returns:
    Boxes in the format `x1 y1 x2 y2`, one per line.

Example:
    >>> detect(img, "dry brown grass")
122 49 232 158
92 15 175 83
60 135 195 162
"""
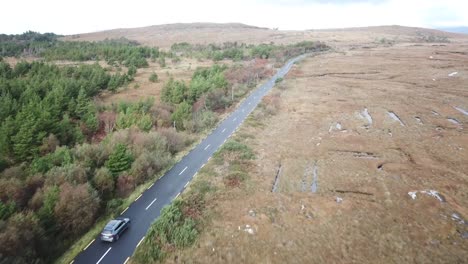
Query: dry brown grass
167 42 468 263
61 23 467 49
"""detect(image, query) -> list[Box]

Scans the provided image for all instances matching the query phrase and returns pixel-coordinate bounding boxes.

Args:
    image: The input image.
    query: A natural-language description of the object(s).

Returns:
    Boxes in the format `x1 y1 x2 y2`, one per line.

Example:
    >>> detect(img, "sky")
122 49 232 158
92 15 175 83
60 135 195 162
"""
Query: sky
1 0 466 34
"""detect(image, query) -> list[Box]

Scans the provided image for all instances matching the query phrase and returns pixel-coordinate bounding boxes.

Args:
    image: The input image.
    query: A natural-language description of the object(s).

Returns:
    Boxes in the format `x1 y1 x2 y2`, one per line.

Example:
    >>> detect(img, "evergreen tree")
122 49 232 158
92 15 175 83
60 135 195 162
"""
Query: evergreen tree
105 144 134 176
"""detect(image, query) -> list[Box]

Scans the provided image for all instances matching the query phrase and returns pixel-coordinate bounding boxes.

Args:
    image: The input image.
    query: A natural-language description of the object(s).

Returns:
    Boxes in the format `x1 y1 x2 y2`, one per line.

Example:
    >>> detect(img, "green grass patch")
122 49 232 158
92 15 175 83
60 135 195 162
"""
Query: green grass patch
214 140 255 160
133 200 198 263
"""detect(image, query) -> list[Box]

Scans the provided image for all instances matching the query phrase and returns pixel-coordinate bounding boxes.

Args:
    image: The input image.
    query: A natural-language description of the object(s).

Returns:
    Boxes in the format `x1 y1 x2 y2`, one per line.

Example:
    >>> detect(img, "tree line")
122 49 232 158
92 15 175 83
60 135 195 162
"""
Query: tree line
0 32 161 69
170 40 330 62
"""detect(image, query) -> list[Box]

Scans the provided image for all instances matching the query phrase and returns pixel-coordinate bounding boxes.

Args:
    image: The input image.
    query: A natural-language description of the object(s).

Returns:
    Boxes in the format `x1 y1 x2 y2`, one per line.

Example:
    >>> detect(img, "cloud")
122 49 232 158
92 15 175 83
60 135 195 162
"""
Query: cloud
0 0 466 34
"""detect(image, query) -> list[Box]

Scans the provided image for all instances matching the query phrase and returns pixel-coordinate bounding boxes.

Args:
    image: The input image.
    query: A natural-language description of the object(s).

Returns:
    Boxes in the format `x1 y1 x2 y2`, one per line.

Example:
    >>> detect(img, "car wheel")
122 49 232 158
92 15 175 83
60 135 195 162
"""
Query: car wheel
115 234 120 241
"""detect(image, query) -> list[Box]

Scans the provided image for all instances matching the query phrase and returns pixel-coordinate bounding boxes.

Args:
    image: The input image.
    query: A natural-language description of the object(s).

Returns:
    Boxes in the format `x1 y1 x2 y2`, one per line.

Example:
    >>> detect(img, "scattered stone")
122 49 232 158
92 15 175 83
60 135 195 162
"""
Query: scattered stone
243 224 255 235
248 209 256 217
336 197 343 203
408 190 445 202
448 72 458 77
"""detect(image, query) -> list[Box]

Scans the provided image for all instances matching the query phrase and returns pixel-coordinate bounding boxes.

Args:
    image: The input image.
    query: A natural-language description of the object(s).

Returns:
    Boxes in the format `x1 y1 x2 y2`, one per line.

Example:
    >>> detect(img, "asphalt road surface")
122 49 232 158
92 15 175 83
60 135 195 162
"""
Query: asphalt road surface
73 54 307 264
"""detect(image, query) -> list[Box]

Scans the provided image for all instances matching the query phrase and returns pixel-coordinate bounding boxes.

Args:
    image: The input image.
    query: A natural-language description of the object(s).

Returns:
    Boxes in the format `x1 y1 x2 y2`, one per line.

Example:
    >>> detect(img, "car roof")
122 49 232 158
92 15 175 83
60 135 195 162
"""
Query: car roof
104 219 121 230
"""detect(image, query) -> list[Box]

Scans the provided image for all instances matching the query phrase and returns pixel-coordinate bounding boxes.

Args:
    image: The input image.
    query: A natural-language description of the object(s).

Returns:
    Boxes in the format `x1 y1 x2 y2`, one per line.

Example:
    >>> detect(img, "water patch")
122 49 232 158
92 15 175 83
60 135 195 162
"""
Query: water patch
454 106 468 116
388 111 405 126
311 163 318 193
408 190 445 202
447 118 462 126
414 116 423 125
360 108 373 125
328 122 342 132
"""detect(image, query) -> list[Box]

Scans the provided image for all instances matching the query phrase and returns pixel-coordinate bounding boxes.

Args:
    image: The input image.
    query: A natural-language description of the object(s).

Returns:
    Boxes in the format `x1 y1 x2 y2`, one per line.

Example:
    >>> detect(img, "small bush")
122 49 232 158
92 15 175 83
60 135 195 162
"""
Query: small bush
216 140 255 160
134 200 198 263
149 72 158 82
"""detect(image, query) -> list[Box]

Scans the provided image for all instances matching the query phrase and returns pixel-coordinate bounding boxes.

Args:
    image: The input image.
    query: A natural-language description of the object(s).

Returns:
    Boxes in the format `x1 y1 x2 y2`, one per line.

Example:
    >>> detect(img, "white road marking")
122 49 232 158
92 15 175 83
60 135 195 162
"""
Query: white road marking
123 257 130 264
201 163 206 168
136 237 145 248
179 166 188 175
222 128 226 133
135 194 142 201
69 261 74 264
121 207 129 215
184 181 190 188
208 157 211 161
145 198 158 210
84 239 95 251
204 144 210 150
175 192 181 199
194 172 198 177
96 247 111 264
147 183 154 190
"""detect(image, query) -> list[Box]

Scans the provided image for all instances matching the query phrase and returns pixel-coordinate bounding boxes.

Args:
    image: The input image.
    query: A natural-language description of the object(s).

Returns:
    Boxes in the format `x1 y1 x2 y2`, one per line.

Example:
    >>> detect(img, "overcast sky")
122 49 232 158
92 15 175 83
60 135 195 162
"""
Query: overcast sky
1 0 466 34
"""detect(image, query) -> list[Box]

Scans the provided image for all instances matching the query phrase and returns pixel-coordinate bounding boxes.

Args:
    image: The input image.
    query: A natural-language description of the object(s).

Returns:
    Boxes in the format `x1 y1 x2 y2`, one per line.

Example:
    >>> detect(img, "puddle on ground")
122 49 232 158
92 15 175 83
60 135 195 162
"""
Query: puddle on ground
311 164 318 193
454 106 468 116
414 116 423 124
388 111 405 126
359 108 373 125
447 118 462 126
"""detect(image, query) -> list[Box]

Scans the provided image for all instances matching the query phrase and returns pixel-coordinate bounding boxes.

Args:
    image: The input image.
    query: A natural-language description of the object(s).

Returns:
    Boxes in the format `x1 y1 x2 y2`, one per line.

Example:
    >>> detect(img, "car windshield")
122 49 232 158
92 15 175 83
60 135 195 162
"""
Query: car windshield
103 220 120 232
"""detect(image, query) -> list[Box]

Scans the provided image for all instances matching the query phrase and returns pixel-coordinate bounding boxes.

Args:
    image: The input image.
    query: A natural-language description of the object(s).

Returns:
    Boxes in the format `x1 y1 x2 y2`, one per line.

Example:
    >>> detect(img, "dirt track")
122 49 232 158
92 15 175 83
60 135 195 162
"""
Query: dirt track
171 42 468 263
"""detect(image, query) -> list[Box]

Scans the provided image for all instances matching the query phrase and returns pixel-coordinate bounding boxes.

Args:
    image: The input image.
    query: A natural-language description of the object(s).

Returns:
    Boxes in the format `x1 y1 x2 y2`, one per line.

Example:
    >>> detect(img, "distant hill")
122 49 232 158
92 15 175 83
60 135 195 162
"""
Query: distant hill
437 26 468 34
61 23 467 48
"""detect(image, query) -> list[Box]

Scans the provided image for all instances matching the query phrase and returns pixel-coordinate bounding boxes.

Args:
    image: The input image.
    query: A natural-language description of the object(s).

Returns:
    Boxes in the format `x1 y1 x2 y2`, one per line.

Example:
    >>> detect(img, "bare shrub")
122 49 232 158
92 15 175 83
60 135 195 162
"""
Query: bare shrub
131 150 172 184
44 164 88 186
73 143 110 169
129 131 168 157
99 111 117 134
116 174 135 197
54 183 100 236
39 134 60 155
157 128 192 155
151 103 173 128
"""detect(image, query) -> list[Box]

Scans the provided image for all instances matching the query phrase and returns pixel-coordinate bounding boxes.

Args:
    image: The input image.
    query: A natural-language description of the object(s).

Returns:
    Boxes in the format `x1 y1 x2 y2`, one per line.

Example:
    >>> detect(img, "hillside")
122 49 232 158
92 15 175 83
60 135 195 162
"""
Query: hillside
62 23 467 48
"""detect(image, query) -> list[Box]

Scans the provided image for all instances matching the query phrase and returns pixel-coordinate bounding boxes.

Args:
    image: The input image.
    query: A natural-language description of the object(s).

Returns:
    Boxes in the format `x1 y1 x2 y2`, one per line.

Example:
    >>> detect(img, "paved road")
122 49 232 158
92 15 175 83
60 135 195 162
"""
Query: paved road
73 54 307 264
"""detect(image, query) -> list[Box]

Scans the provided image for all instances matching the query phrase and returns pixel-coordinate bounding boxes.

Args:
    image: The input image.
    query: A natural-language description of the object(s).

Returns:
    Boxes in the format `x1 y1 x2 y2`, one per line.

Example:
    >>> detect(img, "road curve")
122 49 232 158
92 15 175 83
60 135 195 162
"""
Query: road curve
73 54 307 264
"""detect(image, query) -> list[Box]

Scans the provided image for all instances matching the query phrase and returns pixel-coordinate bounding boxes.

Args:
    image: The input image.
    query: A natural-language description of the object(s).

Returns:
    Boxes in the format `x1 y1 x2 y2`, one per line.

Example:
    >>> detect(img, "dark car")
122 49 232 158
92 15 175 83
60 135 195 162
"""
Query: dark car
100 217 131 242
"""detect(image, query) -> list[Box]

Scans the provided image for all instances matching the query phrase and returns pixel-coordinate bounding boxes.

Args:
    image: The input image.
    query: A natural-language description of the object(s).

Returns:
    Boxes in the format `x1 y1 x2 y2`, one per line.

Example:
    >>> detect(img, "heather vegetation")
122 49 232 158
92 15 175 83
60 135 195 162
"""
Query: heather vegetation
133 139 254 263
171 40 329 62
